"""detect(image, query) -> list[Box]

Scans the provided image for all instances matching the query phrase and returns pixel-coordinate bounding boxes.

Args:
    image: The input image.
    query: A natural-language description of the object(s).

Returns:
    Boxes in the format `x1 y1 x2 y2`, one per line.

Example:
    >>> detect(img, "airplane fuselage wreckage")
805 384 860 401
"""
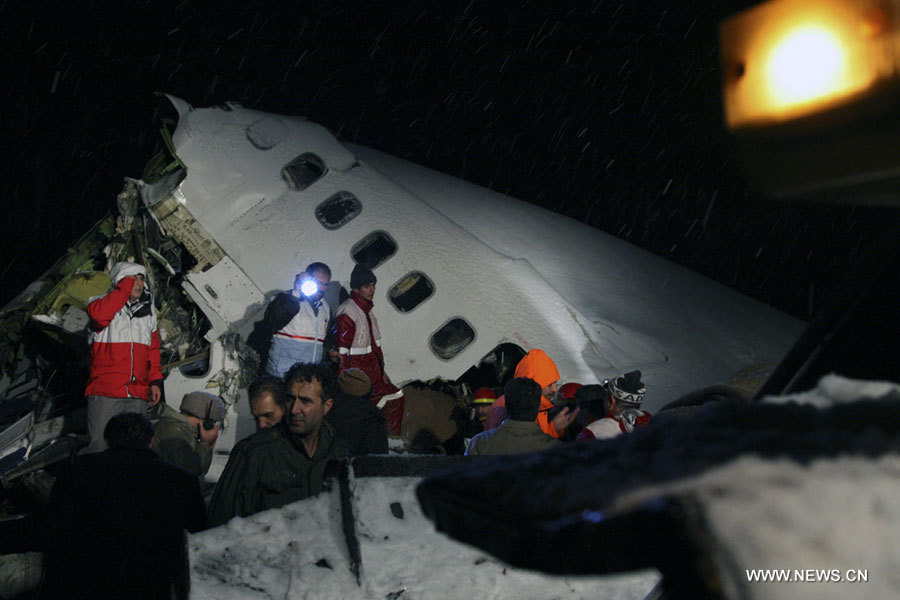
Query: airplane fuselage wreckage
0 94 803 483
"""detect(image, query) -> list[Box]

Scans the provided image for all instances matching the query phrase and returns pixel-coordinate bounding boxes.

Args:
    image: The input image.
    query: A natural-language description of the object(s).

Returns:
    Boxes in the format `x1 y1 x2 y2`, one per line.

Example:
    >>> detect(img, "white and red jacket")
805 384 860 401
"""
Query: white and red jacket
85 263 163 400
263 289 330 378
335 291 404 433
577 408 652 441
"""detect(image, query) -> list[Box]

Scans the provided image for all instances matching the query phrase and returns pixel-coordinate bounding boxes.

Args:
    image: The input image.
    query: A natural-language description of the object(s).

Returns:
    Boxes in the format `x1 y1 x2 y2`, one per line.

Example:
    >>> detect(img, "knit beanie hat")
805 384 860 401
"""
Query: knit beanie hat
339 368 372 397
350 264 377 289
606 370 646 406
180 391 226 422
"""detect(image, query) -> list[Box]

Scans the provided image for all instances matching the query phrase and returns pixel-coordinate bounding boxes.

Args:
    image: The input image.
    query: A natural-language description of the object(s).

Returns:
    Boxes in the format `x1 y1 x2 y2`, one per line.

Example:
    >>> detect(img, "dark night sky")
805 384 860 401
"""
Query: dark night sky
1 1 893 319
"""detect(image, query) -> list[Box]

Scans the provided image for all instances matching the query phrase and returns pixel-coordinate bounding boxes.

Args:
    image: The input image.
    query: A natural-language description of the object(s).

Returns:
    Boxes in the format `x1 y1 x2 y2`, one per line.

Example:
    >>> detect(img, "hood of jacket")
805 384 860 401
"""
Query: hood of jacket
110 261 147 285
513 349 560 389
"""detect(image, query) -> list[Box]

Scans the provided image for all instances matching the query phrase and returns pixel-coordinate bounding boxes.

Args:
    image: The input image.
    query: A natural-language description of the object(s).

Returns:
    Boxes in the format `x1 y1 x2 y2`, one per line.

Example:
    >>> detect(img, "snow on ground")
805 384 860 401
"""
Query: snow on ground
614 455 900 600
603 376 900 599
190 476 660 600
762 373 900 408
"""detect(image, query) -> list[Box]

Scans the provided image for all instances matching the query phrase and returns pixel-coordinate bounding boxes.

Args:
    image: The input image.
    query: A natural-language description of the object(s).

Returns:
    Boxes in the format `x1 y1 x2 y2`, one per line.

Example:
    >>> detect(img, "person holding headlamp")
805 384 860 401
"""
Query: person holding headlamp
262 262 332 378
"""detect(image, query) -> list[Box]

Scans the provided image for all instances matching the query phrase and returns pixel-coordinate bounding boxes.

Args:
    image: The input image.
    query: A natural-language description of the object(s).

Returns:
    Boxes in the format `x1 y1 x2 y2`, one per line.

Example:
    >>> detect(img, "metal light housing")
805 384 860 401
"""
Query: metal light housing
720 0 900 201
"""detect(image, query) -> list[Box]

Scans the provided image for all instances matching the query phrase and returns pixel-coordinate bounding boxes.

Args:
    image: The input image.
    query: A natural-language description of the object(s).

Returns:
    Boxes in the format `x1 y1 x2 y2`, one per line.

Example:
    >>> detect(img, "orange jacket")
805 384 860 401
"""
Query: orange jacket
486 349 563 438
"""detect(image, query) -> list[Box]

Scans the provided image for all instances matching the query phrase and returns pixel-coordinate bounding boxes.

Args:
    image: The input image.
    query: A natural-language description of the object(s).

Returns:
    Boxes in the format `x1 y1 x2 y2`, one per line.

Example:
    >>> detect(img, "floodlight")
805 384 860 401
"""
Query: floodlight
720 0 900 201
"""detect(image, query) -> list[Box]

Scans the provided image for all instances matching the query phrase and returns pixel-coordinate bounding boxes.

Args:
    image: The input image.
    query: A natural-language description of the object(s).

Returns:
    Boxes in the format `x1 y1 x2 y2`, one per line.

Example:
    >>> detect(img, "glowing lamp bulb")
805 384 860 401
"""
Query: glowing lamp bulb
766 25 846 106
300 279 319 297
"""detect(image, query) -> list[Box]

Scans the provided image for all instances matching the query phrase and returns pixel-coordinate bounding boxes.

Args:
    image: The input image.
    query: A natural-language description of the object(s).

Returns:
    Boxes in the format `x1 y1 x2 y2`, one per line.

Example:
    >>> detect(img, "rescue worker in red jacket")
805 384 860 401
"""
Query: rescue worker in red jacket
484 349 579 439
334 264 405 435
84 262 163 453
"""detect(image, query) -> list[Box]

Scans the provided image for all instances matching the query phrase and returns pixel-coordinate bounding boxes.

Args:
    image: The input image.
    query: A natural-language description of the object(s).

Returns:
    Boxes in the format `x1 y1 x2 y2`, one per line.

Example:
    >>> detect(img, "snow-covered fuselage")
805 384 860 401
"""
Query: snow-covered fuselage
149 95 803 461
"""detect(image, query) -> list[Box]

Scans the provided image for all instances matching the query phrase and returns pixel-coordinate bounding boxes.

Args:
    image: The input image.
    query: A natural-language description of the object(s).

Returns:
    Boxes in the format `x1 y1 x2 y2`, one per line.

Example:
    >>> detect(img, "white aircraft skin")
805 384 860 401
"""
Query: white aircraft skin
153 95 803 465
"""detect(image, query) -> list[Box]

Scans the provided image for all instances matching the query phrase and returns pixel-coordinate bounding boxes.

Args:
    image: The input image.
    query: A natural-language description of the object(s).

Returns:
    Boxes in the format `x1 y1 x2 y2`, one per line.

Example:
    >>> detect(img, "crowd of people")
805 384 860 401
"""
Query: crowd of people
1 259 653 598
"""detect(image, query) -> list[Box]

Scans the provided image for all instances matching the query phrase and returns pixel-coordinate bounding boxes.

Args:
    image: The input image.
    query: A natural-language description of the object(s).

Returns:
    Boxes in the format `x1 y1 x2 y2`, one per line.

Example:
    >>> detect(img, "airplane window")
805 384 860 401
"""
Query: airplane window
316 191 362 230
388 271 434 313
429 317 476 360
282 153 326 191
351 231 397 269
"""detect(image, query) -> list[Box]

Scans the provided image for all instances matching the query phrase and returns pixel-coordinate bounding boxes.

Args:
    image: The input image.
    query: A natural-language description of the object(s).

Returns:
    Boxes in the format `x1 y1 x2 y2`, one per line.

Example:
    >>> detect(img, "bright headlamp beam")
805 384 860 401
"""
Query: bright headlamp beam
300 279 319 297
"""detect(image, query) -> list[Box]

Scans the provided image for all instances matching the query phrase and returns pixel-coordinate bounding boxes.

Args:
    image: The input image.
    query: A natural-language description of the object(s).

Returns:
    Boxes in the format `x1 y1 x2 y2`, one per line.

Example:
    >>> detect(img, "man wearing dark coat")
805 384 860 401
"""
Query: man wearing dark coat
326 368 389 455
208 362 350 527
41 412 206 600
465 378 561 456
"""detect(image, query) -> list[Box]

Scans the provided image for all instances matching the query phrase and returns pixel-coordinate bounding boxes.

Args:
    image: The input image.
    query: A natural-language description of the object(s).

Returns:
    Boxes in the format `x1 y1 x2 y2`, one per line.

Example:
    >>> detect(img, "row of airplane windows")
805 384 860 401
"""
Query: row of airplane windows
284 152 476 362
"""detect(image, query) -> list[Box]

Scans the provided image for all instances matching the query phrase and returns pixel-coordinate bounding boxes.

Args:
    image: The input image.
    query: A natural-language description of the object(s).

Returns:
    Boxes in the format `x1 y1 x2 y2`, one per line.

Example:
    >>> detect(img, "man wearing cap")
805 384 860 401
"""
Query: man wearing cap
208 362 350 527
84 261 164 453
577 371 651 441
325 368 389 455
466 378 561 456
334 263 405 435
484 349 580 439
262 262 332 378
470 387 498 424
248 375 287 431
454 386 499 449
153 391 225 479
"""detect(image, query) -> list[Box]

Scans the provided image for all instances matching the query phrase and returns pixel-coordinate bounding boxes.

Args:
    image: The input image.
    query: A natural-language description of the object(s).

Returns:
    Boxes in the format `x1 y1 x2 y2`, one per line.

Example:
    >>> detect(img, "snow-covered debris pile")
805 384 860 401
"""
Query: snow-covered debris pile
762 373 900 408
189 475 659 600
614 454 900 600
416 376 900 597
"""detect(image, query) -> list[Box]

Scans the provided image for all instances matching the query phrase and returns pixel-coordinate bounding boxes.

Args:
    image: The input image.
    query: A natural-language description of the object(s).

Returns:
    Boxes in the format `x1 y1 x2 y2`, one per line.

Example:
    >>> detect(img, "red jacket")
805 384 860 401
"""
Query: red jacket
85 270 163 400
335 291 404 434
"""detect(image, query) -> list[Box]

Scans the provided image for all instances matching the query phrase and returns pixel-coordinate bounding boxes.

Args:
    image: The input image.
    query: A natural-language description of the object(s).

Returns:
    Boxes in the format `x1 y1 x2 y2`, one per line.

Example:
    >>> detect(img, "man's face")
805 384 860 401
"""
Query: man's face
475 404 492 421
250 392 285 430
129 274 145 300
541 380 559 401
287 379 333 437
357 282 376 301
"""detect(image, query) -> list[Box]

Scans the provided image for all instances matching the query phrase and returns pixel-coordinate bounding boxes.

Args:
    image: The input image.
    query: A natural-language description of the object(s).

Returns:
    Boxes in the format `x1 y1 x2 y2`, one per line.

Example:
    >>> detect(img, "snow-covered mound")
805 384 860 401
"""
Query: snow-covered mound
615 454 900 600
189 475 659 599
762 373 900 408
414 376 900 598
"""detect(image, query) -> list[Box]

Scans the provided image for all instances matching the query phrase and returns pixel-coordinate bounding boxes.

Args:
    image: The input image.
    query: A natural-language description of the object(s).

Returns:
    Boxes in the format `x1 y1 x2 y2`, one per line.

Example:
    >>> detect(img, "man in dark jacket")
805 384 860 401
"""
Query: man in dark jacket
465 378 561 456
41 412 206 600
326 368 389 455
208 362 350 527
